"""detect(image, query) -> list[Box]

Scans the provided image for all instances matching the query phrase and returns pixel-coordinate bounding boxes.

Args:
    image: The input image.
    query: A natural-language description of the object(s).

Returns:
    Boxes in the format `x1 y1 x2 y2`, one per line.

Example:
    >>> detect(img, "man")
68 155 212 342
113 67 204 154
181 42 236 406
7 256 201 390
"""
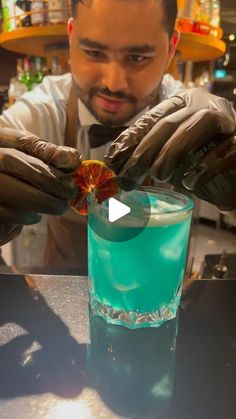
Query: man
0 0 235 269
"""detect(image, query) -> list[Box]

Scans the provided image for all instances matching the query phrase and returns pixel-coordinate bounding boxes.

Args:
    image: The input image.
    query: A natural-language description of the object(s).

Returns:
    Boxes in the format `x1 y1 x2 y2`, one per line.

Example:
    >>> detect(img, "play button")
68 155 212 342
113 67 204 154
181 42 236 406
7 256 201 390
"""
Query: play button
88 177 151 242
108 198 131 222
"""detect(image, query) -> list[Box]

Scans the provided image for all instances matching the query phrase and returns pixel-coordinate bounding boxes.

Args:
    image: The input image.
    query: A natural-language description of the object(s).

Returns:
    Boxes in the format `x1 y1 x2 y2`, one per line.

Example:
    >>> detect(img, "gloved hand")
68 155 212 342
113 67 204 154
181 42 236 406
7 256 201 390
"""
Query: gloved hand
0 127 82 246
105 88 236 211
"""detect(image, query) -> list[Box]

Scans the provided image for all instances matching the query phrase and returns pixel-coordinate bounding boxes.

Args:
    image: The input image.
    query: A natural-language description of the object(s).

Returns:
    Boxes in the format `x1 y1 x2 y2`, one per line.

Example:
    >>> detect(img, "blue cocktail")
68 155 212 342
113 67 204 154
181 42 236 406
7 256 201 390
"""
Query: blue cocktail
88 187 193 328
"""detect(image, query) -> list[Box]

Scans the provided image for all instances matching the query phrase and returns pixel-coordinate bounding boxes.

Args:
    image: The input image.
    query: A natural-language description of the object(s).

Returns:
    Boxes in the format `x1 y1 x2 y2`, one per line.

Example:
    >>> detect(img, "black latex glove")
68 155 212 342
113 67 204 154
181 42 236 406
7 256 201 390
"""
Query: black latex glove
105 88 236 211
0 127 82 245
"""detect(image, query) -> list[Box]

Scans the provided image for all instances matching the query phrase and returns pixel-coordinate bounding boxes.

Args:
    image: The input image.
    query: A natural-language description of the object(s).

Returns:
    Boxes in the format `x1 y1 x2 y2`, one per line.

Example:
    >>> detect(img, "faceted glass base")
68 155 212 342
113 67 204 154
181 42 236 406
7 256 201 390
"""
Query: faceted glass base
89 292 180 329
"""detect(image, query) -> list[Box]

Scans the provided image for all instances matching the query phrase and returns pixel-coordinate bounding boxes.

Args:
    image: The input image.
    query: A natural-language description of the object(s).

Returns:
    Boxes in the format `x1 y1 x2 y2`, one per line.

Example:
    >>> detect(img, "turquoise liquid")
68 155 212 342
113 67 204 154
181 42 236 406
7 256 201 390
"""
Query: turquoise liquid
88 189 193 328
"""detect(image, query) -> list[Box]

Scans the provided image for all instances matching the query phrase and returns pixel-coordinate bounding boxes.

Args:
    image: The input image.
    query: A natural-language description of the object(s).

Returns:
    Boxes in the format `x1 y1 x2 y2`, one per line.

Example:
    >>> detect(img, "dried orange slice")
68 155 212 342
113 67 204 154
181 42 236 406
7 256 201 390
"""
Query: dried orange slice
70 160 119 215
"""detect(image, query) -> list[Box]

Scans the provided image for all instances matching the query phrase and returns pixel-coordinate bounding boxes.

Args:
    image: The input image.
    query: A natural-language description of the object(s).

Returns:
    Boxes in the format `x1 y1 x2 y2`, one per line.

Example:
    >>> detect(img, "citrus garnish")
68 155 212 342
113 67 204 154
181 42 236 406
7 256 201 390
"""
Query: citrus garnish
70 159 119 215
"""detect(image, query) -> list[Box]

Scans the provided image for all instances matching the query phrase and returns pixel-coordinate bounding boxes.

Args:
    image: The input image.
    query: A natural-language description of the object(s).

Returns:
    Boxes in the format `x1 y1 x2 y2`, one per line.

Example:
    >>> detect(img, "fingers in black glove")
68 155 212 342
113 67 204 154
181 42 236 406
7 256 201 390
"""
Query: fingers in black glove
105 94 186 175
0 225 23 246
0 173 68 219
150 109 235 182
0 206 41 225
0 127 82 171
0 148 76 201
182 136 236 211
105 89 236 183
104 88 236 211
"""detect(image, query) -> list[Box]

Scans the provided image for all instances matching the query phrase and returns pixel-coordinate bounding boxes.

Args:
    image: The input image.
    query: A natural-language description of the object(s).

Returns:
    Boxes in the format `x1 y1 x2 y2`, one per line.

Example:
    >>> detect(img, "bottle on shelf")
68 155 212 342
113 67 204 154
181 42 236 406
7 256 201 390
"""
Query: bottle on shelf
47 0 68 24
210 0 220 28
51 56 62 75
2 0 16 32
32 56 45 89
0 5 3 33
42 62 50 76
8 58 27 104
0 87 9 113
191 0 212 35
195 0 211 24
14 0 32 27
8 77 18 105
31 0 45 26
22 56 33 91
177 0 195 19
16 57 26 83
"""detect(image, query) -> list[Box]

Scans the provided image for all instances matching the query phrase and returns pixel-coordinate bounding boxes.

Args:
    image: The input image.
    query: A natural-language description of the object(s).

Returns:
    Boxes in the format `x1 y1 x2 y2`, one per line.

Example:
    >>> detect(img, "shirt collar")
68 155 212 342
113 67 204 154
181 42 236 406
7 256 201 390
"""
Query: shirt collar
78 99 149 128
78 100 100 126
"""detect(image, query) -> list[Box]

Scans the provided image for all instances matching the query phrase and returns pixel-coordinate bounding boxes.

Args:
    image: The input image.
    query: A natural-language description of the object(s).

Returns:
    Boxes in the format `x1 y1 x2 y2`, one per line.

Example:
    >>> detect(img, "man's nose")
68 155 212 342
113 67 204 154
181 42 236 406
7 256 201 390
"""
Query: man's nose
101 62 128 93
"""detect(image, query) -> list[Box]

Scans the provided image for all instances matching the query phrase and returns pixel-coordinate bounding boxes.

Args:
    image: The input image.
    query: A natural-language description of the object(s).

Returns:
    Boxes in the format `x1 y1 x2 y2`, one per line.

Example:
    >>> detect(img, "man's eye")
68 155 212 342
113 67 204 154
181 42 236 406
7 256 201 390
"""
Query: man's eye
127 55 147 63
84 50 105 59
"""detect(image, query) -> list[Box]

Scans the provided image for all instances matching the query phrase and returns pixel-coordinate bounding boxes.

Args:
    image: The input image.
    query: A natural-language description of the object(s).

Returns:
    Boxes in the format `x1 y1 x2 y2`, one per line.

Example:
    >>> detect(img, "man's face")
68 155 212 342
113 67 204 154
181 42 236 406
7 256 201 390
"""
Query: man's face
68 0 177 126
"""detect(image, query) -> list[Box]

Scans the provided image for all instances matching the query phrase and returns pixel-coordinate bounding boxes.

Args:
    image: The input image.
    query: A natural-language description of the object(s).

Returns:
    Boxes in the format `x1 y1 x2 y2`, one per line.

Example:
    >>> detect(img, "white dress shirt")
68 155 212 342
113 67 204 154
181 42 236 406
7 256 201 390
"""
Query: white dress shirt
0 72 184 161
0 72 184 268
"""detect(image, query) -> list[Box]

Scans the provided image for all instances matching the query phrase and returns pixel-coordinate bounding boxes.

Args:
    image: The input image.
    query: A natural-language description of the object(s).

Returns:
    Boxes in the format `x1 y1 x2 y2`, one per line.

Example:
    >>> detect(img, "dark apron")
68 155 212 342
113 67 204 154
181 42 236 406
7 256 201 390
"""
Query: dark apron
44 88 88 271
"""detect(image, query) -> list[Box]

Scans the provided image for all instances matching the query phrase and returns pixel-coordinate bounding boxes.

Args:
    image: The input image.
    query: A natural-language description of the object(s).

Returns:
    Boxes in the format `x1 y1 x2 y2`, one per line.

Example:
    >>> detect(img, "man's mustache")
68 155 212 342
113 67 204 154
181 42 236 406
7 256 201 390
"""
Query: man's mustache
91 88 136 103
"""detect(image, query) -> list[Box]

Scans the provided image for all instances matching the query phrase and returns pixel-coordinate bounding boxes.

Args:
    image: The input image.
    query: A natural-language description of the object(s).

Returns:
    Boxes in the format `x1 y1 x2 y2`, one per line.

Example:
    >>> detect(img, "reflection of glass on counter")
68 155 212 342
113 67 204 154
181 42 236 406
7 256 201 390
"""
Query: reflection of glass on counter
87 312 178 419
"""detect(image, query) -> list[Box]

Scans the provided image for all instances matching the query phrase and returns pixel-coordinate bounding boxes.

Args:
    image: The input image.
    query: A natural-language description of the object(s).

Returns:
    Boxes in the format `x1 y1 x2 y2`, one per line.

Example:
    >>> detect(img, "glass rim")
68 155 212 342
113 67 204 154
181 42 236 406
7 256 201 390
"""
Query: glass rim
90 186 194 216
135 186 194 215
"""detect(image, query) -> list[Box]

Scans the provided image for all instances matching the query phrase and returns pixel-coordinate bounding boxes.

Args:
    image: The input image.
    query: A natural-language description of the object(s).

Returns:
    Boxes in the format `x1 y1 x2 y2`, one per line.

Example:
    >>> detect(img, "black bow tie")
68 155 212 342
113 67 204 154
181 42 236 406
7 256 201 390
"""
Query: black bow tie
88 124 127 149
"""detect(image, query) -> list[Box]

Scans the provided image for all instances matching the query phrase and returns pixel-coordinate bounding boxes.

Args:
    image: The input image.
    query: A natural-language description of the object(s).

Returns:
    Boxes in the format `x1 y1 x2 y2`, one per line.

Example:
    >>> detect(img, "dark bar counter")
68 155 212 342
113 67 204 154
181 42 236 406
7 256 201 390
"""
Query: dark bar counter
0 274 236 419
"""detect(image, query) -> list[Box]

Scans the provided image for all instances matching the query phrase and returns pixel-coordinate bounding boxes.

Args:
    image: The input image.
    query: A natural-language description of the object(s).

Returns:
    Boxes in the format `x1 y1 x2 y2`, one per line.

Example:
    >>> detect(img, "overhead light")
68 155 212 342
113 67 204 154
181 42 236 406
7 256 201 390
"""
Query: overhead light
229 34 235 42
233 88 236 95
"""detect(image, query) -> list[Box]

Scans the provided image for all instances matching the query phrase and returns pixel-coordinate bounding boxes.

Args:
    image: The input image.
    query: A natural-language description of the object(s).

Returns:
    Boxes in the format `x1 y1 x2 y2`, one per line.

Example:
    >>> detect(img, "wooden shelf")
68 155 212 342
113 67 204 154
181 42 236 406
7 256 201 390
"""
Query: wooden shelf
177 32 226 62
0 25 226 62
0 25 69 57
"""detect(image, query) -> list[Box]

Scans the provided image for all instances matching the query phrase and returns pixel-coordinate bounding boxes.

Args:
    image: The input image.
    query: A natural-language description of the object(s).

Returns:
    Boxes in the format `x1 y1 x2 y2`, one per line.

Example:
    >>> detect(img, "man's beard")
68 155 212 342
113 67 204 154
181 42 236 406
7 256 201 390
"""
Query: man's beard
72 77 162 127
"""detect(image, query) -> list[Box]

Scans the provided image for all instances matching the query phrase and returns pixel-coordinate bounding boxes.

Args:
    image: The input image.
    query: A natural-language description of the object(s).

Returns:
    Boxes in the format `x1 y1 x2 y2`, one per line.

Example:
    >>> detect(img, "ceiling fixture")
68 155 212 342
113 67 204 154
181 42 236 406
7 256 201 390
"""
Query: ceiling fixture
228 34 235 41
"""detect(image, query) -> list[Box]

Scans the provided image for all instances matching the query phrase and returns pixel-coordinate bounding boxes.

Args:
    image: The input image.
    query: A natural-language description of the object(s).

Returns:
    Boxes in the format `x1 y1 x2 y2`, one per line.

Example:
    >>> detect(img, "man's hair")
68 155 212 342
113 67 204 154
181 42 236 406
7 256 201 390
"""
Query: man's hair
71 0 178 37
162 0 178 36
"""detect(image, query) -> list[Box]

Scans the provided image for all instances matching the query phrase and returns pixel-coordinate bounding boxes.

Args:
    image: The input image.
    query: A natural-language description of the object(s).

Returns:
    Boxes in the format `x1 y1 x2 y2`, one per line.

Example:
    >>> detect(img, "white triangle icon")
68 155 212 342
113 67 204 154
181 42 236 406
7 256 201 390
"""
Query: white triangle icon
108 198 131 223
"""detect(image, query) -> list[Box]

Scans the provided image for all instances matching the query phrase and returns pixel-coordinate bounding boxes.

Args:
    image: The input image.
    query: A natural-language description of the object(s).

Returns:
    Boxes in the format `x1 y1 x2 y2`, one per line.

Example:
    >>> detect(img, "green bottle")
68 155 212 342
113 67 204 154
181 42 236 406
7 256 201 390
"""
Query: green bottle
32 57 44 89
2 0 16 32
22 57 33 91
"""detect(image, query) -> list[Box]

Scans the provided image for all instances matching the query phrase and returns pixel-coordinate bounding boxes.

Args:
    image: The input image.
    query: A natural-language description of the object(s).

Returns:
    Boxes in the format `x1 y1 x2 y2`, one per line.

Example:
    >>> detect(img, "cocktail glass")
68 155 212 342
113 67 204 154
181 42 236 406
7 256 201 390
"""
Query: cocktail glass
88 187 194 329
